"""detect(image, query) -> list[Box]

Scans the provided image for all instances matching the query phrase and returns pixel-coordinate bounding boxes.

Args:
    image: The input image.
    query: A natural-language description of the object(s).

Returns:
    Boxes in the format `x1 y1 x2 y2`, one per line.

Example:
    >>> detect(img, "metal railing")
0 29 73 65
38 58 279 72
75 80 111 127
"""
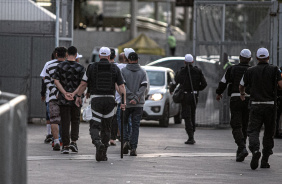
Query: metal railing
0 91 27 184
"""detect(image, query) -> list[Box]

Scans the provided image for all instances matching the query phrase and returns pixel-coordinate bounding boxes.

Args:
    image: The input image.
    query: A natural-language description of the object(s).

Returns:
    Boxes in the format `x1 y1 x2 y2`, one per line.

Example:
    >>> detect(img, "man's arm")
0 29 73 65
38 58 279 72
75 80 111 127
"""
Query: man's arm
118 84 126 110
215 68 231 101
40 79 46 102
53 79 73 101
133 73 148 103
74 81 88 107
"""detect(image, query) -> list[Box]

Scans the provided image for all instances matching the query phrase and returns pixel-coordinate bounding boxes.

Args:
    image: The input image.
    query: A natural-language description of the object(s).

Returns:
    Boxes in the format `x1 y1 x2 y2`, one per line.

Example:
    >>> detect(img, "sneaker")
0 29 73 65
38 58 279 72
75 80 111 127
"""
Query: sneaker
53 143 60 151
69 142 78 153
250 151 261 170
95 142 105 161
61 146 69 154
44 134 53 143
185 138 196 145
130 149 137 156
236 148 248 162
123 141 131 154
260 160 270 168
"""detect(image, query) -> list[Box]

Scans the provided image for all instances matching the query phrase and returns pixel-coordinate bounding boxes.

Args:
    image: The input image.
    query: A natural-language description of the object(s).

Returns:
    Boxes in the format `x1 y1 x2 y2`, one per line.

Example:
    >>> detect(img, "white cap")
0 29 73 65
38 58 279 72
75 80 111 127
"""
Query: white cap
185 54 193 63
124 48 135 59
256 48 269 59
99 47 111 56
240 49 251 58
76 53 83 59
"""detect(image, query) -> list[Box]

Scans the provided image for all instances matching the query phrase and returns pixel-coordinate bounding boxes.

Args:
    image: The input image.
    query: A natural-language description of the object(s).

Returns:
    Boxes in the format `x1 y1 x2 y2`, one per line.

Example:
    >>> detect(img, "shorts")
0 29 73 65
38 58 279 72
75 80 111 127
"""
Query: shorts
49 100 61 124
45 102 50 121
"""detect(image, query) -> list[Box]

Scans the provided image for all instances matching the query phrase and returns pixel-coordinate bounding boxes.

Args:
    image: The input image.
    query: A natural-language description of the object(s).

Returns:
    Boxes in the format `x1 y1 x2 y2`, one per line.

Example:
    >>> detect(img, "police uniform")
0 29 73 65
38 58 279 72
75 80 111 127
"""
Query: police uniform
240 48 282 169
174 54 207 144
216 50 251 161
82 57 124 161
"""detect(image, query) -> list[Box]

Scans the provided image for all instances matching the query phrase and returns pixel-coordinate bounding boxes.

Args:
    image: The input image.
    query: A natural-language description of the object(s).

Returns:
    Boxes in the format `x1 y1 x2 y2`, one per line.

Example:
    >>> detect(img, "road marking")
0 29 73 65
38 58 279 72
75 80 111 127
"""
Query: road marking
27 153 282 161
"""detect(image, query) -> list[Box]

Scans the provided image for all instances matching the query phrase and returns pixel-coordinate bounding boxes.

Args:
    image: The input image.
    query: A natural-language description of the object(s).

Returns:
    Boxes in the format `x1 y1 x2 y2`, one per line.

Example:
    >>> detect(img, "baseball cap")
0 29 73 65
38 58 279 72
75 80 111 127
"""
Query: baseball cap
240 49 251 58
124 48 135 59
256 48 269 59
76 53 83 59
184 54 193 63
128 52 139 61
99 47 111 56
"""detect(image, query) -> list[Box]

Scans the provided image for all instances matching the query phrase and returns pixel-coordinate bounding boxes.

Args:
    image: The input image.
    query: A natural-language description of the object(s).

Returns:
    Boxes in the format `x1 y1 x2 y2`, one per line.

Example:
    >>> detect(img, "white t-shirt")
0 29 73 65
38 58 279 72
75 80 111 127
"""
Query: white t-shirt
115 63 127 103
40 59 57 102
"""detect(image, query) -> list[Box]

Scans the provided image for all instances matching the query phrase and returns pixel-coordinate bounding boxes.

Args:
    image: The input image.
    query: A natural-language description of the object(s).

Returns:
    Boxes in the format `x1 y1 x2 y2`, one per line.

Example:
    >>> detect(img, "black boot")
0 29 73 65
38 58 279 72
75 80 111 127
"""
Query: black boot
102 147 108 161
185 132 195 144
94 141 105 162
236 147 248 162
250 151 261 170
260 155 270 168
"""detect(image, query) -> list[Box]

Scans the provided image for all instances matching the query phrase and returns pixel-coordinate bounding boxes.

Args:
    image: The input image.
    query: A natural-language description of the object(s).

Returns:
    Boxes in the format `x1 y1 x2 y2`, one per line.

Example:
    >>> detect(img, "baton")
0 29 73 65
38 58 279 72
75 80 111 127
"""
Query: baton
121 93 124 159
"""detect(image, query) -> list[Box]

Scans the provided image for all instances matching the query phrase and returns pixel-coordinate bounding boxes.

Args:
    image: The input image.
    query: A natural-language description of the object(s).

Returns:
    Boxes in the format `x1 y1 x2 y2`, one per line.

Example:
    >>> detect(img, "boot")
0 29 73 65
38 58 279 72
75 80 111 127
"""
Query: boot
250 151 261 170
236 147 248 162
94 141 105 162
102 147 108 161
260 155 270 168
185 132 196 144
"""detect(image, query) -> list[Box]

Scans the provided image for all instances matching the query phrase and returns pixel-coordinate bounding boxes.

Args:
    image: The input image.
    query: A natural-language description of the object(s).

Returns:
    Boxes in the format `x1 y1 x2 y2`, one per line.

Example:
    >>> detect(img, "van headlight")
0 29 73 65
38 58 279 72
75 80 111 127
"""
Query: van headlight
150 93 163 101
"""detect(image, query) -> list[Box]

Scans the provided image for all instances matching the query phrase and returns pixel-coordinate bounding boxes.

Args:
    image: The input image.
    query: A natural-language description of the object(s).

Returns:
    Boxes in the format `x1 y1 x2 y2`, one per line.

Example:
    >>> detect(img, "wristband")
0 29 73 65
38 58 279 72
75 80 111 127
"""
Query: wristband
240 92 246 95
76 94 81 98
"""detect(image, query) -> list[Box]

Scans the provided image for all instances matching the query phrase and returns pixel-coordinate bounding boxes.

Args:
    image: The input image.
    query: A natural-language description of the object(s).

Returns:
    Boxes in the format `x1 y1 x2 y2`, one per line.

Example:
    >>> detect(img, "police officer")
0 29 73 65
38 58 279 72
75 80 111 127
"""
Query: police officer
73 47 126 161
216 49 251 162
172 54 207 144
239 48 282 170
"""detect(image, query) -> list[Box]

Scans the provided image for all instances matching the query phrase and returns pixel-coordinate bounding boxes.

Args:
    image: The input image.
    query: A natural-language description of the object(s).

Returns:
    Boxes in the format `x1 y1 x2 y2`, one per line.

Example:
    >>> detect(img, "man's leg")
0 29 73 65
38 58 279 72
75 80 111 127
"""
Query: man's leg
44 102 53 143
261 105 276 168
110 113 118 145
129 107 143 156
69 105 81 152
123 108 131 154
182 103 194 144
60 105 71 154
49 101 61 151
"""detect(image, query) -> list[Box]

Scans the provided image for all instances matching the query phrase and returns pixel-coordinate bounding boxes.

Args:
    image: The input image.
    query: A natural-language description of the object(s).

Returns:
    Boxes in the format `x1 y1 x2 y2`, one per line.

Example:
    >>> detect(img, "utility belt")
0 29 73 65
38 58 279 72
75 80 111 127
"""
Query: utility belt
231 93 250 97
251 101 274 105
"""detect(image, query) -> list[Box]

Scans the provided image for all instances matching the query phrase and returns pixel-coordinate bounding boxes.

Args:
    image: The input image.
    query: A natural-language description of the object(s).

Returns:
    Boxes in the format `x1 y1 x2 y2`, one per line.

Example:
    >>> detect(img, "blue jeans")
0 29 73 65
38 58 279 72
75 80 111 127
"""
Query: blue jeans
124 107 143 149
117 103 132 138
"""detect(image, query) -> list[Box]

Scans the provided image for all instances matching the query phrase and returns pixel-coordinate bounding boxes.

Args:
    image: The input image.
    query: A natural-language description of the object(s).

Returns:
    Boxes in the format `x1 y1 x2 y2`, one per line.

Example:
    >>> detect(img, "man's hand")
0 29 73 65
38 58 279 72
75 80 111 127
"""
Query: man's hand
240 94 245 101
216 94 222 101
129 99 137 105
41 96 46 102
64 92 74 101
120 103 126 111
75 97 82 107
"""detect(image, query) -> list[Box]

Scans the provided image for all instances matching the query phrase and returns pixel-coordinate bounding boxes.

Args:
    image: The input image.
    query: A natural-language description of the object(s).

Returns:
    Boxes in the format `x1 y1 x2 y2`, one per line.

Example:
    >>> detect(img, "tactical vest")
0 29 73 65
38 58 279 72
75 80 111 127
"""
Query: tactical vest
229 64 250 95
88 61 116 94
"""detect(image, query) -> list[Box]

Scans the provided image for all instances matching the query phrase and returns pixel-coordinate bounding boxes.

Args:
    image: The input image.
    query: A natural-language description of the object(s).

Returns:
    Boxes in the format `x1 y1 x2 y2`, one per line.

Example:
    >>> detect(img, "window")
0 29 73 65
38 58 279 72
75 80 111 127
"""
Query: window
146 71 165 86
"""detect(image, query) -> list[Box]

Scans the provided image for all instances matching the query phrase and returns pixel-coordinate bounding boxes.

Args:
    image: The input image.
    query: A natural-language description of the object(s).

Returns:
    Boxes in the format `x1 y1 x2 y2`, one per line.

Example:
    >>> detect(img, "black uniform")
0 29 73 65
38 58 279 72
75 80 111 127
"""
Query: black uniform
216 63 250 154
241 62 282 164
174 64 207 142
82 58 124 161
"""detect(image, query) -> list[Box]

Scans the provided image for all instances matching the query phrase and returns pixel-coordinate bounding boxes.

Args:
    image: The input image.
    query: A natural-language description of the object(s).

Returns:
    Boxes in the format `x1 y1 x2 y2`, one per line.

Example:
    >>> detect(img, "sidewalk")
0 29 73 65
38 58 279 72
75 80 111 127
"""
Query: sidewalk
27 121 282 184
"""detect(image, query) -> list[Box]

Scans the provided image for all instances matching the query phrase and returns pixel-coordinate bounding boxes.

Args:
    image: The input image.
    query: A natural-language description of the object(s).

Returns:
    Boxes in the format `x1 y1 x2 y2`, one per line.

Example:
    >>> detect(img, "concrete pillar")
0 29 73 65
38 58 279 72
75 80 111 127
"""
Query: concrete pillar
154 2 159 21
130 0 137 39
279 3 282 67
183 6 189 35
171 2 176 26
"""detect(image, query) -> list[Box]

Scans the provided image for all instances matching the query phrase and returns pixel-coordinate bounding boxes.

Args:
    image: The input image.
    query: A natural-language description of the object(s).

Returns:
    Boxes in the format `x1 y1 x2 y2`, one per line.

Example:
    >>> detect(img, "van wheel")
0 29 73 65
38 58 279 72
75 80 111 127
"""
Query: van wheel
174 106 182 124
159 103 169 127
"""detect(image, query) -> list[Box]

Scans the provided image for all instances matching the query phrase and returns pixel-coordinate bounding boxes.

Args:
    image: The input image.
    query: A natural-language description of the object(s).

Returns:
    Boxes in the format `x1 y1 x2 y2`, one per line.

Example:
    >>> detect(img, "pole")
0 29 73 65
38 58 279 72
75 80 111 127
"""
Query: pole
55 0 60 47
121 93 125 159
130 0 137 39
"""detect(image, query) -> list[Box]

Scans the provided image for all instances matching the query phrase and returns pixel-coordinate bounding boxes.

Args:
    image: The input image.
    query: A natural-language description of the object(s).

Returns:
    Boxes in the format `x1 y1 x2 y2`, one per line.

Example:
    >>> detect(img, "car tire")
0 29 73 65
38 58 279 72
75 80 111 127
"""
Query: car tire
159 103 169 127
174 106 182 124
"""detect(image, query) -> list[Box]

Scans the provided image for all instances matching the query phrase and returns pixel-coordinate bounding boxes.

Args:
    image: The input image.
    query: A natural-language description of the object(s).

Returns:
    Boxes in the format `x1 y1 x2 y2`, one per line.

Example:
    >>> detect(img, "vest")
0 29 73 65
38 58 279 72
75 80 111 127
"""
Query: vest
229 64 250 95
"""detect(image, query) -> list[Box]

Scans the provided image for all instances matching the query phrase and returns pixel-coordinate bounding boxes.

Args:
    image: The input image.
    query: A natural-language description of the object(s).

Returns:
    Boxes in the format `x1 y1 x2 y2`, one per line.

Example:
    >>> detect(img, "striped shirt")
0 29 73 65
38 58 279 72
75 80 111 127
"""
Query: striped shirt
44 60 62 102
40 59 57 102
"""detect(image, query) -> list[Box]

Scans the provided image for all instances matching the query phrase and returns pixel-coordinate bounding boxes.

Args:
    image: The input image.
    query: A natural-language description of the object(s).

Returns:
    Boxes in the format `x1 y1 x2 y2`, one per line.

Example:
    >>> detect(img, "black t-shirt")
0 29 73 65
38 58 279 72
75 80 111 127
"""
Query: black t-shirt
82 59 124 95
53 60 85 105
241 62 282 102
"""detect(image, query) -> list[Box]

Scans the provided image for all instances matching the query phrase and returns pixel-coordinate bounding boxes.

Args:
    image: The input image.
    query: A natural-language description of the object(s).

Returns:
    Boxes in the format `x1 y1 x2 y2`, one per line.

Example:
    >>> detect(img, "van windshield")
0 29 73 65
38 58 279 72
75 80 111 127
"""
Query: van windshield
146 71 165 86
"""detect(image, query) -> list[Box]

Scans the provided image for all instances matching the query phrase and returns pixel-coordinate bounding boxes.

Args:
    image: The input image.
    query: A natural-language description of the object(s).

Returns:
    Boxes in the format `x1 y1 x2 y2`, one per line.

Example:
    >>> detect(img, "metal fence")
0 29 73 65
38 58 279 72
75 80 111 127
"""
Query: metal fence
192 1 278 127
0 0 73 119
0 91 27 184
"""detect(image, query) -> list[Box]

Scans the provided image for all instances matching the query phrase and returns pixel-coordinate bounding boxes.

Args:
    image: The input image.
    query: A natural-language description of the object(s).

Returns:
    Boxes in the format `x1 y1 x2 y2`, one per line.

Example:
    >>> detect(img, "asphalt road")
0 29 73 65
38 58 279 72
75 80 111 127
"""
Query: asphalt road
27 119 282 184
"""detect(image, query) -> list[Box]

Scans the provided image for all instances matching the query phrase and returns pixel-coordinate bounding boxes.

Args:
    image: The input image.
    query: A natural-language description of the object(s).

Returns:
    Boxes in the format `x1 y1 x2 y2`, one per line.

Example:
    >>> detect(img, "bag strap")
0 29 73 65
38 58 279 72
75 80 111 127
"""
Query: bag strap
187 64 197 106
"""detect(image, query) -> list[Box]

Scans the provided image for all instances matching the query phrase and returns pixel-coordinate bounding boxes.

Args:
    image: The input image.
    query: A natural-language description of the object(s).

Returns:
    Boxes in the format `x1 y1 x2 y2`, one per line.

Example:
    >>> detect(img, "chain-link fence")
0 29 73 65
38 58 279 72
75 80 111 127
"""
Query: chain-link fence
193 1 277 127
0 91 27 184
0 0 73 119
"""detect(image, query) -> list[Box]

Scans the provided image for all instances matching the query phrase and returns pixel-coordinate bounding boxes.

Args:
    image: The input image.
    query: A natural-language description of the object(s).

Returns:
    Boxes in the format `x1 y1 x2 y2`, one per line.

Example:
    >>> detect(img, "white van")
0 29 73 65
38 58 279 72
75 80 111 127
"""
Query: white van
90 47 119 63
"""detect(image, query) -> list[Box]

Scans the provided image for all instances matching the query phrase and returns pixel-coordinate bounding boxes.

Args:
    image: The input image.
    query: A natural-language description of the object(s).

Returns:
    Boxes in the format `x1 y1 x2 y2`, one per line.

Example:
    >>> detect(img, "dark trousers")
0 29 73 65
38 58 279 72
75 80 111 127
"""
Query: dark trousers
182 94 197 135
124 107 143 149
230 97 249 149
248 104 275 156
170 47 176 56
111 113 118 140
60 105 81 147
90 97 116 147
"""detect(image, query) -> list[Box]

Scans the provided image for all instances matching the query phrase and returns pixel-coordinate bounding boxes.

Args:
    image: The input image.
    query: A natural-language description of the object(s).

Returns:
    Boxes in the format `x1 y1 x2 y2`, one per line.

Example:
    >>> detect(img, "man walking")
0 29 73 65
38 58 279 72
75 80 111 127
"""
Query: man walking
216 49 251 162
240 48 282 170
121 52 148 156
44 47 67 151
172 54 207 144
73 47 126 161
53 46 85 154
